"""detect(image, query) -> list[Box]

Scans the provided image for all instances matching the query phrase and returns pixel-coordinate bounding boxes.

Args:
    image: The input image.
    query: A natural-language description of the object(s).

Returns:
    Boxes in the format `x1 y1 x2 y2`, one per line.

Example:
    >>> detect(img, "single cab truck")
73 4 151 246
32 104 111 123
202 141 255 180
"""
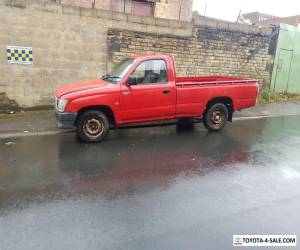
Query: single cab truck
55 55 259 142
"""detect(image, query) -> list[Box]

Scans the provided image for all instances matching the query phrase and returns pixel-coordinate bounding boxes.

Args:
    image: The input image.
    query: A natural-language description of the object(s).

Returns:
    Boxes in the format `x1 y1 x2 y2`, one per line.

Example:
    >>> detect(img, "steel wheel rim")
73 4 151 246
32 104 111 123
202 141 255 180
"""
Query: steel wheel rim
83 117 104 138
210 110 225 127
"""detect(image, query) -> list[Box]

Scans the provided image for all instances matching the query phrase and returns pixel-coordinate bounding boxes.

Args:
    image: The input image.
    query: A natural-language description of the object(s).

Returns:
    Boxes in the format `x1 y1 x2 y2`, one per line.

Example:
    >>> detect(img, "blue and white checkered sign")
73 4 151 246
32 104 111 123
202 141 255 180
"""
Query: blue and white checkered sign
6 45 33 65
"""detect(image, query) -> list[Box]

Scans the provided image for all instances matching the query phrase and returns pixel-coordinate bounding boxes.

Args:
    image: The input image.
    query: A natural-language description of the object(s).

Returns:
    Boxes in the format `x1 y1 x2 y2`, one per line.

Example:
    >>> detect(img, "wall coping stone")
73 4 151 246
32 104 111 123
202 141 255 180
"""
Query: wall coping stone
1 0 272 36
193 16 272 35
80 6 96 17
62 4 80 16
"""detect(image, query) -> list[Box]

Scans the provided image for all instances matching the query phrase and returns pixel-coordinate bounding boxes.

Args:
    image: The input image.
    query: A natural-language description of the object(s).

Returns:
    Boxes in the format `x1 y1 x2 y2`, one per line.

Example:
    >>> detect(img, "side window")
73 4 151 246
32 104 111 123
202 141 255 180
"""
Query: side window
130 60 168 84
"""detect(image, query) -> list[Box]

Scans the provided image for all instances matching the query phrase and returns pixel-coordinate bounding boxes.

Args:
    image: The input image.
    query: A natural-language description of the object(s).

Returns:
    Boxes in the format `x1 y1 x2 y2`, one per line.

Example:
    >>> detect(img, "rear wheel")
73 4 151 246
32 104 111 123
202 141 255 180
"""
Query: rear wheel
77 110 110 143
203 103 228 131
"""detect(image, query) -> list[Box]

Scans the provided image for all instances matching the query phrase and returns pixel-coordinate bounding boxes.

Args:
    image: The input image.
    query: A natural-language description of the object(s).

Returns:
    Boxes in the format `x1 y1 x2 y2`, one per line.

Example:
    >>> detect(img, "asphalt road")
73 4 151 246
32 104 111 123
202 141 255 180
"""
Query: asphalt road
1 116 300 250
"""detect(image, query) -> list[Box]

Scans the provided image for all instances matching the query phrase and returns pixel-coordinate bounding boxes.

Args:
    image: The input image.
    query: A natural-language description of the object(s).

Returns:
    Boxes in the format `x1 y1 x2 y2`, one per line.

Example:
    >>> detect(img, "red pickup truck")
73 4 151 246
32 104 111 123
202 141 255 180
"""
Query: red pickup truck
55 55 258 142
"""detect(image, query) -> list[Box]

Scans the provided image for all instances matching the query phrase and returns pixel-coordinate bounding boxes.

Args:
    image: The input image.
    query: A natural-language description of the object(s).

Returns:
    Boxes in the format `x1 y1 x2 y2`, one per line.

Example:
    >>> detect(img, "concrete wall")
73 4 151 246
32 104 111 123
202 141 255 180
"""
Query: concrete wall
62 0 119 10
0 0 274 110
0 0 190 109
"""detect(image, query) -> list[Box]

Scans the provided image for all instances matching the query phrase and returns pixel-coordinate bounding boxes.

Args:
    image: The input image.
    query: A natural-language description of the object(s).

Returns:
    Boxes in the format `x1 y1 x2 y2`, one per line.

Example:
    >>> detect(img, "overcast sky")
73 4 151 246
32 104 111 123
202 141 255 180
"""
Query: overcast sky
192 0 300 21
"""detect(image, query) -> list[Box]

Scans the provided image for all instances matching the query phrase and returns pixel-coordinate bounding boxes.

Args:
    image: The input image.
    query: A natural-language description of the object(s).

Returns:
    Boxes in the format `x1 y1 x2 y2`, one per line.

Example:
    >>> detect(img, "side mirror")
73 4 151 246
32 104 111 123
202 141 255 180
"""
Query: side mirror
126 76 138 86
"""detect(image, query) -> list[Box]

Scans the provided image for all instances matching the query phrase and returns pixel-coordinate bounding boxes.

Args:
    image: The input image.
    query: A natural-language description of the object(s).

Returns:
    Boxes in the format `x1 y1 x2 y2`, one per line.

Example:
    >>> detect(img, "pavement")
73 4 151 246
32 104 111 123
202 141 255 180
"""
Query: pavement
0 102 300 139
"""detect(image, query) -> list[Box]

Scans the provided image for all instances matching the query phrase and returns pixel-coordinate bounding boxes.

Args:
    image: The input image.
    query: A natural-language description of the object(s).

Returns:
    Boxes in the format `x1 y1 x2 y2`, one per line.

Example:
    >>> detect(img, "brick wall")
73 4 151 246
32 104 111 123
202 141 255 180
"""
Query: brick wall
0 0 274 110
108 22 274 87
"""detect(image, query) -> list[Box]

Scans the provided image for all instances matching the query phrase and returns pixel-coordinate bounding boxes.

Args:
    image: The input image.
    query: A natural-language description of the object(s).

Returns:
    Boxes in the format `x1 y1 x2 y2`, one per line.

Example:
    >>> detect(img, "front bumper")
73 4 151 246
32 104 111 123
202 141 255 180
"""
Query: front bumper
55 111 77 129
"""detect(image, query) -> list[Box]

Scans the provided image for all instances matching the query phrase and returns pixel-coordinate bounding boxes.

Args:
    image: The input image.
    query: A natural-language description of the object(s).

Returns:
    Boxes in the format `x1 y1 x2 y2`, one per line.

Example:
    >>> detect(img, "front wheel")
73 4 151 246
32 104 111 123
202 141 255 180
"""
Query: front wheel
76 110 110 143
203 103 228 132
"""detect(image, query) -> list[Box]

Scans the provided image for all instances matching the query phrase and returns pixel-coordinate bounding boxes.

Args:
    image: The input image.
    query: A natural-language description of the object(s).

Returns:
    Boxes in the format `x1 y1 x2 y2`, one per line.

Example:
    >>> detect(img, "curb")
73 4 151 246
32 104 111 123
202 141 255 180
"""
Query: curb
0 130 72 139
233 113 300 121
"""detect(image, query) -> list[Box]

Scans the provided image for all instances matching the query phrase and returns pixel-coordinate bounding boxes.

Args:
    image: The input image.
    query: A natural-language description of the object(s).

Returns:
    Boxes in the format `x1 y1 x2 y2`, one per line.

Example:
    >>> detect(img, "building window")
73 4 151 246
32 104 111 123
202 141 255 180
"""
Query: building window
110 0 155 17
131 1 154 16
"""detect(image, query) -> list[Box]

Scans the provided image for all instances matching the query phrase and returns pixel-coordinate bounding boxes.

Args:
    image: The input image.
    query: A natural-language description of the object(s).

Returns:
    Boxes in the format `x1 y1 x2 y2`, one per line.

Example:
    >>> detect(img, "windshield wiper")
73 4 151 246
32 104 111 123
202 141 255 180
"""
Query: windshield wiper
108 76 121 79
102 75 121 80
102 74 110 80
102 75 122 84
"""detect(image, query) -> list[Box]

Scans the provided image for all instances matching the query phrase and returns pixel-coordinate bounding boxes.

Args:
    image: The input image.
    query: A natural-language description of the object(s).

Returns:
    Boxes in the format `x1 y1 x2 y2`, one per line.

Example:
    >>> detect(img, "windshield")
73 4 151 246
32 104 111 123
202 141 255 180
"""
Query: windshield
102 58 135 83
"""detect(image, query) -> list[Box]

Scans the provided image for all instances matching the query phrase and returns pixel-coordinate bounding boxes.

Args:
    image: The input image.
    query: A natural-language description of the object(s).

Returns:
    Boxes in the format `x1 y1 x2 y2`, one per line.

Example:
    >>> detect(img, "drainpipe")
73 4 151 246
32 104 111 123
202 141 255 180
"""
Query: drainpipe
296 15 300 26
179 5 181 20
204 2 207 17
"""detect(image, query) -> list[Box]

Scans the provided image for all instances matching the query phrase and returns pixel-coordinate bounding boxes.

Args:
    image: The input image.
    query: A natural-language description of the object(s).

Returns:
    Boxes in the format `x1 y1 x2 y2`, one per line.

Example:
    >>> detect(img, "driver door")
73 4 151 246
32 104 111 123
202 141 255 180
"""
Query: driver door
120 59 175 123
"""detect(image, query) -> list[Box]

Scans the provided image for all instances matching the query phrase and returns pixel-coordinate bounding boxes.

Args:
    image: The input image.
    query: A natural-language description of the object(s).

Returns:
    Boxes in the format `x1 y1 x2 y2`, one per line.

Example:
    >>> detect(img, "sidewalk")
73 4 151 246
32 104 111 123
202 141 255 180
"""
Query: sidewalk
234 102 300 119
0 111 64 139
0 102 300 139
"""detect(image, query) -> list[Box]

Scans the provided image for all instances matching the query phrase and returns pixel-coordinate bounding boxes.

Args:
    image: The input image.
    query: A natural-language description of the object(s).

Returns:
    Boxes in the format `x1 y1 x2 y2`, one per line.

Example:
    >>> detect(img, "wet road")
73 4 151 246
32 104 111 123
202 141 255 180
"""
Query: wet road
1 116 300 250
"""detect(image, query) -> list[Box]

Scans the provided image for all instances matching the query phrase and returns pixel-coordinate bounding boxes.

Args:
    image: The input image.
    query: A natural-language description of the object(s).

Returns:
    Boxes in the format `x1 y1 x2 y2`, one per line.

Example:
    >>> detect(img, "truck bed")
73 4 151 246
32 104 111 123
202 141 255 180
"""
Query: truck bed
175 75 258 116
176 75 257 87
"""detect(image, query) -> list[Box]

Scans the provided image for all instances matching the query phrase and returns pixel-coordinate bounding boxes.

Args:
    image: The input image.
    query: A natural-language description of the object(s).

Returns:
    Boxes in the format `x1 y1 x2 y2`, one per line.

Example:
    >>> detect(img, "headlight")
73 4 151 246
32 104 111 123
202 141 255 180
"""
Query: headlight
57 99 68 112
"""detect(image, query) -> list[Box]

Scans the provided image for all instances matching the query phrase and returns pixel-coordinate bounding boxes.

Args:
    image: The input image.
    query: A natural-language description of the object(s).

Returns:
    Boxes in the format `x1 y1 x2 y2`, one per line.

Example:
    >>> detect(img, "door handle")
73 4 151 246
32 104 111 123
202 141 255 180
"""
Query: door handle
163 90 171 94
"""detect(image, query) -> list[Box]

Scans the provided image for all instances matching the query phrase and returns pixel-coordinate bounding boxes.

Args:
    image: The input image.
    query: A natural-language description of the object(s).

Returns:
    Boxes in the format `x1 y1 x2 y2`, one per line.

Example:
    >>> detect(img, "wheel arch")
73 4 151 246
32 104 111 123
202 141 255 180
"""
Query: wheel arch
75 105 116 128
205 97 234 122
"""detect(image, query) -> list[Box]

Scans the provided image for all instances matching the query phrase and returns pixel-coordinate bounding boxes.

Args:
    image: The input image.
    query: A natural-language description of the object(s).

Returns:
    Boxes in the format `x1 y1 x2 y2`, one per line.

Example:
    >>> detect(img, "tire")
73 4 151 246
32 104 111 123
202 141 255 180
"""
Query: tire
76 110 110 143
203 103 228 132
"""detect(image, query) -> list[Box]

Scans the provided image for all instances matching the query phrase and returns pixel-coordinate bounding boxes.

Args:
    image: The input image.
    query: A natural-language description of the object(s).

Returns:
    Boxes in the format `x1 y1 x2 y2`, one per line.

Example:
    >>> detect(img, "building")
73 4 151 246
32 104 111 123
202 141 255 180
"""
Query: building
243 11 300 27
62 0 193 21
243 12 278 24
258 15 300 27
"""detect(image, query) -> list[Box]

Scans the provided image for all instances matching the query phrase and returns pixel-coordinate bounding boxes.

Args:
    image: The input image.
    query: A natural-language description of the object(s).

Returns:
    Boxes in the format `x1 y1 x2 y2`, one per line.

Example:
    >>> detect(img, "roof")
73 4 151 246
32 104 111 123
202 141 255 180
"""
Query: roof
258 15 300 27
244 11 277 17
243 12 278 19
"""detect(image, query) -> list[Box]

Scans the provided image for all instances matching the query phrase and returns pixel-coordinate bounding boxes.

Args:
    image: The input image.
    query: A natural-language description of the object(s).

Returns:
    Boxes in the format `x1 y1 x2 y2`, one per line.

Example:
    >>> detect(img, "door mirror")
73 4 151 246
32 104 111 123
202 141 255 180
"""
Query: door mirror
126 76 138 86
